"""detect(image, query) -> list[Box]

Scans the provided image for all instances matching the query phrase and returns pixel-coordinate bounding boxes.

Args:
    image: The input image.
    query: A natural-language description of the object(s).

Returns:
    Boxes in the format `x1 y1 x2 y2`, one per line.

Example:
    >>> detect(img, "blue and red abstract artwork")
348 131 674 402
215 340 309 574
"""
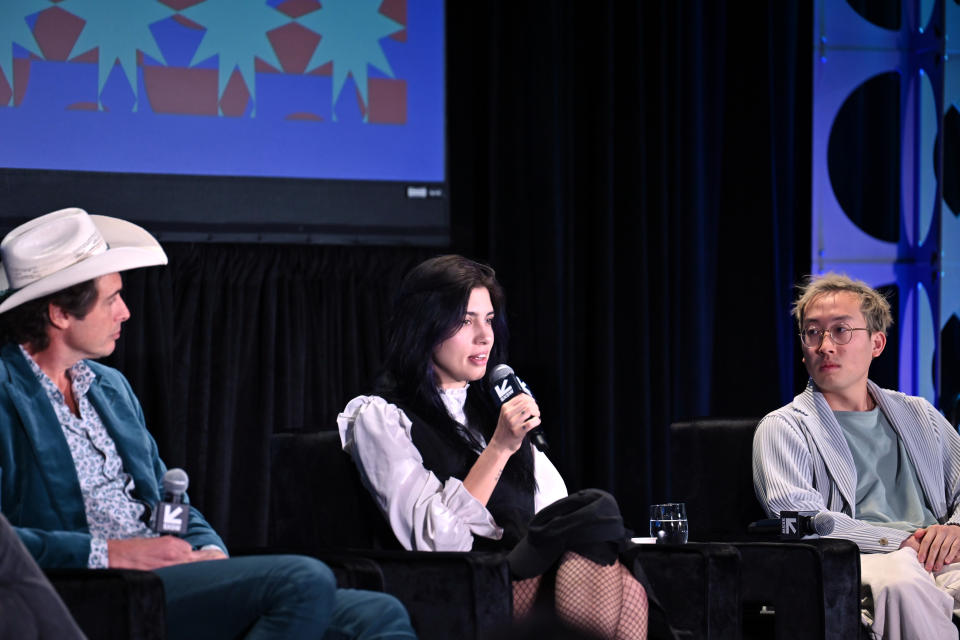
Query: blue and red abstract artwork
0 0 443 181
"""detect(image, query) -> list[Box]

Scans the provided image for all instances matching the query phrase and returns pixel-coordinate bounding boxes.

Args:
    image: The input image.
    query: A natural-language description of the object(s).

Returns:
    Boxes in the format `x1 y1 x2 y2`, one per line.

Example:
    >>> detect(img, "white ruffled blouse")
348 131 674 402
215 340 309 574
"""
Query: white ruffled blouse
337 386 568 551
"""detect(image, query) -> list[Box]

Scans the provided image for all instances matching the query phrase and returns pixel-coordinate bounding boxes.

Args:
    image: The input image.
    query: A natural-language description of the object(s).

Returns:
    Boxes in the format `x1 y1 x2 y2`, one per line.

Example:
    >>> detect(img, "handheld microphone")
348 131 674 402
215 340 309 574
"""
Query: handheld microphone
488 364 549 452
151 468 190 535
779 510 834 539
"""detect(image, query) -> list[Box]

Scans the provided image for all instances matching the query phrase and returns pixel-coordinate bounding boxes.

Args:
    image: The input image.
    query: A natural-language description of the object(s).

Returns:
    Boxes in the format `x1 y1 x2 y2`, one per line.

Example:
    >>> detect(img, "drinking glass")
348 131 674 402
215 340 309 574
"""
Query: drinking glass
649 502 688 544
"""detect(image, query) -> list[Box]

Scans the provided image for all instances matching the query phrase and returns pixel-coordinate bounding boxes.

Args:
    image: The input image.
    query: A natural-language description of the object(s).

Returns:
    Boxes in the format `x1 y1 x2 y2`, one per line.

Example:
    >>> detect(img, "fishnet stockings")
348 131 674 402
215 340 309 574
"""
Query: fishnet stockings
512 575 542 619
512 552 649 639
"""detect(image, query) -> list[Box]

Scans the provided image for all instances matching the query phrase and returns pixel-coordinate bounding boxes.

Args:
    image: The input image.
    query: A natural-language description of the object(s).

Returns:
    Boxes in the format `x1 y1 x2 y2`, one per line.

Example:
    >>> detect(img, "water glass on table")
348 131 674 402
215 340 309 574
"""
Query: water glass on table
649 502 688 544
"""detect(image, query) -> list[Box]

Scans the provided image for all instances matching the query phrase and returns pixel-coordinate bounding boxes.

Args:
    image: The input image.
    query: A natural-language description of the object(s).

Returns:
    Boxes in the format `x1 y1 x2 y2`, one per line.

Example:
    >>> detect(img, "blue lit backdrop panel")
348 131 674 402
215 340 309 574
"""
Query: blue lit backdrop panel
941 0 960 416
813 0 954 407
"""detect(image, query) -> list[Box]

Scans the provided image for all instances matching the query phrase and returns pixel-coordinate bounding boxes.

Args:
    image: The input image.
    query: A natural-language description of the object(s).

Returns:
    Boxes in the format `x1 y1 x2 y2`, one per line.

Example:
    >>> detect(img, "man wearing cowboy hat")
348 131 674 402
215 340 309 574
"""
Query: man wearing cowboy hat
0 209 415 639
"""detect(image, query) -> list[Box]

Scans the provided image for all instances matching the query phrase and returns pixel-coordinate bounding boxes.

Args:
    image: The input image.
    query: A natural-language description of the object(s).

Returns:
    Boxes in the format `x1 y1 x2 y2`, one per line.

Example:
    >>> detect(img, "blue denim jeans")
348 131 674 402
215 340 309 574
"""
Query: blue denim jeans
154 554 415 639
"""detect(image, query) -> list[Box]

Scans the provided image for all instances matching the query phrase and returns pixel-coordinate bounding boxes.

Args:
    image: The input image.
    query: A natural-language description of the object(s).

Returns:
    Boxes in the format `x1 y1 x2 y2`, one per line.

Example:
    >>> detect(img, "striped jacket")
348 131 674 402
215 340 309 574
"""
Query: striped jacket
753 379 960 553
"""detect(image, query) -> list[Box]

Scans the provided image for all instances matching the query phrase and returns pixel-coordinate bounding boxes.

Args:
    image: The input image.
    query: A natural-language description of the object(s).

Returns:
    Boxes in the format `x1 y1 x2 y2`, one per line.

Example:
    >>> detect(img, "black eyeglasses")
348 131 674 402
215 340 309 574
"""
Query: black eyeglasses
799 323 869 348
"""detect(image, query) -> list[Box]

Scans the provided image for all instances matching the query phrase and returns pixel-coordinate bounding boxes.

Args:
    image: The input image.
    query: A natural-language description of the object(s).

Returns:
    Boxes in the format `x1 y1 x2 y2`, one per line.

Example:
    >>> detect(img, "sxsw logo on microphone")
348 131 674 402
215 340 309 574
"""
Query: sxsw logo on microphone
154 502 189 535
489 368 535 407
780 510 817 539
781 514 799 536
517 377 533 397
494 378 520 403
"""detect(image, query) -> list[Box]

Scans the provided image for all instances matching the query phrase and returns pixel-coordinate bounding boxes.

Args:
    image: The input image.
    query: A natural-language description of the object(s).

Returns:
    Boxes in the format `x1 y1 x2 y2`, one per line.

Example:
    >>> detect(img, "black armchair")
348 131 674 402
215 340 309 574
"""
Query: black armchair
270 430 743 640
45 568 166 640
270 431 511 639
670 418 863 640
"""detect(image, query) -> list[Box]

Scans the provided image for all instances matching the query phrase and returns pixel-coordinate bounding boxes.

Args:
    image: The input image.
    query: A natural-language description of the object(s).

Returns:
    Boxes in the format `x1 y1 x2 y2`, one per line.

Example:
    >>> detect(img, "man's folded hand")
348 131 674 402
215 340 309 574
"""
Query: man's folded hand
908 525 960 572
108 536 227 570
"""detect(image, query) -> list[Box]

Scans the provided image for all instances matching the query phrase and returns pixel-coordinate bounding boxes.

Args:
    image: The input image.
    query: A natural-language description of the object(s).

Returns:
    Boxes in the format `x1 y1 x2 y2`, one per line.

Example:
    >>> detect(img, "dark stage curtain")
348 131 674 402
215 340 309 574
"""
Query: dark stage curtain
104 244 431 547
447 1 812 531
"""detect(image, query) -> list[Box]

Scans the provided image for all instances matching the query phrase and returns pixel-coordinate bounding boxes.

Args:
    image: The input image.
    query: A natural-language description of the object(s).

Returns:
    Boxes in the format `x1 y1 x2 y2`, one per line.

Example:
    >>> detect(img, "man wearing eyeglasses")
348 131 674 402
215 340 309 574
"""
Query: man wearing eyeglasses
754 273 960 640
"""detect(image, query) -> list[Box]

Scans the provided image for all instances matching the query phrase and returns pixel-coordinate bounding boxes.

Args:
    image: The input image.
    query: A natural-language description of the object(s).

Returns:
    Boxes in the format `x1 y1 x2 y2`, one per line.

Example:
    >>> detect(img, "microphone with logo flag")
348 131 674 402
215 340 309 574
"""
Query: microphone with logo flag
488 364 549 452
779 510 835 539
152 468 190 536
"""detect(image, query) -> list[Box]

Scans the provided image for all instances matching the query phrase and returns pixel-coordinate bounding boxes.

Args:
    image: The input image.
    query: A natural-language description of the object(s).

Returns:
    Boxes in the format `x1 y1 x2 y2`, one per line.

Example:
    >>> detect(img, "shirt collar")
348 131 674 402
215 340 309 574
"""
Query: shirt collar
439 384 470 424
19 344 96 403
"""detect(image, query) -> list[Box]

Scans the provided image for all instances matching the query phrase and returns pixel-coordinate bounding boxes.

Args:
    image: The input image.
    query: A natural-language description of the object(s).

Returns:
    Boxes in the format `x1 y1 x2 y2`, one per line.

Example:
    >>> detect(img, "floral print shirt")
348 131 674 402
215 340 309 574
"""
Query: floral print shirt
20 346 157 568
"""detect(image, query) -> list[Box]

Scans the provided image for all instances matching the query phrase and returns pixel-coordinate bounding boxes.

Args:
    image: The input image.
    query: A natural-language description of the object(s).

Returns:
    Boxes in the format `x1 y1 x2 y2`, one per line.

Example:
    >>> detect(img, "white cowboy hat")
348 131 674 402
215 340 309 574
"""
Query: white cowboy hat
0 208 168 314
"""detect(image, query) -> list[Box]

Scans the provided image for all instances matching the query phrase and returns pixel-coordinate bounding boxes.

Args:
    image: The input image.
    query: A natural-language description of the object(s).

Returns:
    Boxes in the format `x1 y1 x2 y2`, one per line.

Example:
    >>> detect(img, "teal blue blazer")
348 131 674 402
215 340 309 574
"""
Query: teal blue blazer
0 343 225 568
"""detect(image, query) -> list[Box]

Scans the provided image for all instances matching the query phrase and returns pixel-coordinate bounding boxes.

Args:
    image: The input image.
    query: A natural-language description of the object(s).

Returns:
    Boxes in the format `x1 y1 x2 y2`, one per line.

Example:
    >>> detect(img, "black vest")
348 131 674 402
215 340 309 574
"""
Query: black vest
391 397 535 550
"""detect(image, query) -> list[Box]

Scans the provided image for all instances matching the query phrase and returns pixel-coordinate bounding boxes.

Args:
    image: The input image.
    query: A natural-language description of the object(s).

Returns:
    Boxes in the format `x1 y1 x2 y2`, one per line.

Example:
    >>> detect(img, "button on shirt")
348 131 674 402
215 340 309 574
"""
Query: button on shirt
21 346 157 568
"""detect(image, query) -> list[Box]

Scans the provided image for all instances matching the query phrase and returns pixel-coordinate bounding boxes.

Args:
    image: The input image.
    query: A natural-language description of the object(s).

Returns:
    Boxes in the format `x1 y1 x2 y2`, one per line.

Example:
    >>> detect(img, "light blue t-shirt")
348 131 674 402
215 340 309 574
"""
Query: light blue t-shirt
836 407 938 533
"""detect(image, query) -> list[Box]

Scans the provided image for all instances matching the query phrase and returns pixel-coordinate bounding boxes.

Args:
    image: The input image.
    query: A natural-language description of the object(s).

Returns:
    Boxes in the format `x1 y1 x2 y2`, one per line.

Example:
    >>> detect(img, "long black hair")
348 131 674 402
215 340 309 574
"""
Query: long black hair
376 255 535 490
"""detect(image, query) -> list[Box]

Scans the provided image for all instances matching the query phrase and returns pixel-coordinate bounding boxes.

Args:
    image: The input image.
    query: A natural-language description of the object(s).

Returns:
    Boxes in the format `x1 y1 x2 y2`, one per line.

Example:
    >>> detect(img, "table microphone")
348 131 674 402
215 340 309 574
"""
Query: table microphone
779 510 834 539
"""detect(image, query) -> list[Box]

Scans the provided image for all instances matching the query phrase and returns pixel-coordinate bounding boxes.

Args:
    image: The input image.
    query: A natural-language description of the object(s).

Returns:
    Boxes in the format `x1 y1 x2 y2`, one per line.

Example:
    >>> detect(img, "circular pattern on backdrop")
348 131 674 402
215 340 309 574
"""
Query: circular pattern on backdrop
943 106 960 217
827 71 901 243
939 315 960 425
844 0 901 31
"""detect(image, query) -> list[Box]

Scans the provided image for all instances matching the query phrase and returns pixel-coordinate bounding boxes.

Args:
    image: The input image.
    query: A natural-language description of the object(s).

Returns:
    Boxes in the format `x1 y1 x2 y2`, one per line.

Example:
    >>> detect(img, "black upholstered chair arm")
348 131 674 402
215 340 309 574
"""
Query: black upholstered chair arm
732 538 861 640
631 542 742 640
45 568 166 640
